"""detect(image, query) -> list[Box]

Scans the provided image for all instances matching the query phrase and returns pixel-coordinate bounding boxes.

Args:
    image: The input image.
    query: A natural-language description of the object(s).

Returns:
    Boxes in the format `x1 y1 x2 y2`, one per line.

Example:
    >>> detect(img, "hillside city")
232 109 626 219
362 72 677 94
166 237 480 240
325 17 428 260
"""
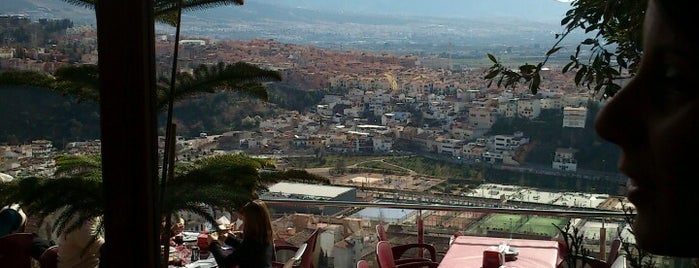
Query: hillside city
1 14 665 268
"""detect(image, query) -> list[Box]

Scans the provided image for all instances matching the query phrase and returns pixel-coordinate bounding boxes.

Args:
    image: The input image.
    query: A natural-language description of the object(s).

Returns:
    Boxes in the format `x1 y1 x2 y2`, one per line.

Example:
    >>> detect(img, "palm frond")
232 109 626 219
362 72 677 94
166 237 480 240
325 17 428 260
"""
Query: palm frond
60 0 96 9
0 67 100 104
164 154 264 216
11 175 103 237
54 154 102 179
52 205 101 236
154 0 244 26
259 169 330 185
169 203 218 228
2 153 266 237
4 62 278 113
156 62 281 110
51 65 100 103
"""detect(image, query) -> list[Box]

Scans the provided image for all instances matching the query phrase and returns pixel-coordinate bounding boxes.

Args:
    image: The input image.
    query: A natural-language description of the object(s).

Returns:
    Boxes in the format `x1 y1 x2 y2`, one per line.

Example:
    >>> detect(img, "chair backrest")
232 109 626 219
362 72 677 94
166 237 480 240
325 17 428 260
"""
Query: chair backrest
607 238 622 265
376 241 396 268
300 228 321 268
0 232 37 268
609 254 626 268
283 243 307 268
449 231 462 246
375 224 387 241
39 245 59 268
357 260 370 268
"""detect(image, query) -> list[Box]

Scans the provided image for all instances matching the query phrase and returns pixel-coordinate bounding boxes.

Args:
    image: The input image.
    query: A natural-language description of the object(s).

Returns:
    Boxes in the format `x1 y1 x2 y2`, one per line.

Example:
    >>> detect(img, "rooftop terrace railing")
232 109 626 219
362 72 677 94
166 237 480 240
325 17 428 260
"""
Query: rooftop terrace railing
261 198 633 265
261 199 632 219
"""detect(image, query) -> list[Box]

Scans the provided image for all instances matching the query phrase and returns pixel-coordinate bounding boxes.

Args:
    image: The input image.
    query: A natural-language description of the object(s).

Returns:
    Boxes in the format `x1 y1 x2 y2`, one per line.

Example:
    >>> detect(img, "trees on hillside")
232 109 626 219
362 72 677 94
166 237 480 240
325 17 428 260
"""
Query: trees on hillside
0 61 281 111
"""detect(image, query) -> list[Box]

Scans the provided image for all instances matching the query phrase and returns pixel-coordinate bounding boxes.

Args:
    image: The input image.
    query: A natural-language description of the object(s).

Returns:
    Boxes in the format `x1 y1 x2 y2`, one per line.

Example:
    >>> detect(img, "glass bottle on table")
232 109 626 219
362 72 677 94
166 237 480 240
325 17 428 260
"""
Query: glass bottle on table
197 237 209 259
190 245 200 262
197 227 210 259
174 233 184 246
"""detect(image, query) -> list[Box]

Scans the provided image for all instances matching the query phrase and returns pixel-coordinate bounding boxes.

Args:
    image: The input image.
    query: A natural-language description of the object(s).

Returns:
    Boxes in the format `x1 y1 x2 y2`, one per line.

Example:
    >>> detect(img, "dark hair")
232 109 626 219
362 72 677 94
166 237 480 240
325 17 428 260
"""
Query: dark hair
0 205 26 236
654 0 699 43
241 200 273 243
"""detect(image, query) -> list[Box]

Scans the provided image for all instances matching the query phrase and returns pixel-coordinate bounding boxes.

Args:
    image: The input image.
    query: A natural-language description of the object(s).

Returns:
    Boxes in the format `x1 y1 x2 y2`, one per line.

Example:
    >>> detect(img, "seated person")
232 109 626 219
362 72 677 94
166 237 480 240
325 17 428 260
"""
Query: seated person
208 200 274 268
30 214 104 268
161 216 185 245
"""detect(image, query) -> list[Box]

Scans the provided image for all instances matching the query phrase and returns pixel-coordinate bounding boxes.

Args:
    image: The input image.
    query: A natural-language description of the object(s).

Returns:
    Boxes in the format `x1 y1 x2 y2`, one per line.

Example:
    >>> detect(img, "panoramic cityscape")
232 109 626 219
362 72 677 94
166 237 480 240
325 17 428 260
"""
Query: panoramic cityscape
0 1 687 268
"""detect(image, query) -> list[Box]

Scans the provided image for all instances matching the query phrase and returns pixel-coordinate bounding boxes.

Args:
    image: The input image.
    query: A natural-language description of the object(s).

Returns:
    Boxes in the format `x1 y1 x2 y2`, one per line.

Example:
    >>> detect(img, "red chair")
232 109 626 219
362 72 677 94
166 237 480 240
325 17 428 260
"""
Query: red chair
39 245 59 268
277 243 307 268
376 241 439 268
606 238 622 265
273 228 321 268
375 224 437 266
357 260 370 268
375 224 388 241
0 232 37 268
448 231 462 247
586 237 623 268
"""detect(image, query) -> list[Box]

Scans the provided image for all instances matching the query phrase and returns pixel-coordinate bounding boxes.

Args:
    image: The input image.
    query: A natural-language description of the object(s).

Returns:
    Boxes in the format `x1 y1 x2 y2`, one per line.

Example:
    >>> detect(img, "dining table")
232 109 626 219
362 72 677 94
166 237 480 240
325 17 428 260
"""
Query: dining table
439 235 562 268
167 231 228 268
168 246 220 268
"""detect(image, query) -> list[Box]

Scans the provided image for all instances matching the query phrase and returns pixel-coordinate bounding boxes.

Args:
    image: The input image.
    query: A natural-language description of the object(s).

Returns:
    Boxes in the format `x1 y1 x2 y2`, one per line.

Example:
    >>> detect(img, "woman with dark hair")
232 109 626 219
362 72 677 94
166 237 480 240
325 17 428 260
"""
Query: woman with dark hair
208 200 274 268
0 204 26 237
595 0 699 257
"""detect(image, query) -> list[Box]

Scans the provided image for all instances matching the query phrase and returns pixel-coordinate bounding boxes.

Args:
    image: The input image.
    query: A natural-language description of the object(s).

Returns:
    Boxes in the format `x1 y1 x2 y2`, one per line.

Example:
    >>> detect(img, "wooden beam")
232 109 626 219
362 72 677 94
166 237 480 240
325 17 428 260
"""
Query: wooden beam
96 0 158 266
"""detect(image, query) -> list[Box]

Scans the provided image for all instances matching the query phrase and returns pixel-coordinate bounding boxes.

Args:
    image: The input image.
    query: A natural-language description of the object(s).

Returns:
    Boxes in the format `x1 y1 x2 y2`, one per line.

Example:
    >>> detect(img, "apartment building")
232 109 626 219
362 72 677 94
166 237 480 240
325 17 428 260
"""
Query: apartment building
562 106 588 128
468 106 497 130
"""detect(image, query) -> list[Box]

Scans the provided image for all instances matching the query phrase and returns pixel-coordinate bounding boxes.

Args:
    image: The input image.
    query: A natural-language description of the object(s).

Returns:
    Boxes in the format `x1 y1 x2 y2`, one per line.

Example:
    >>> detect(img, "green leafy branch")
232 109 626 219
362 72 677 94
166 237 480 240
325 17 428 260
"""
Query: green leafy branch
617 199 657 268
485 0 646 98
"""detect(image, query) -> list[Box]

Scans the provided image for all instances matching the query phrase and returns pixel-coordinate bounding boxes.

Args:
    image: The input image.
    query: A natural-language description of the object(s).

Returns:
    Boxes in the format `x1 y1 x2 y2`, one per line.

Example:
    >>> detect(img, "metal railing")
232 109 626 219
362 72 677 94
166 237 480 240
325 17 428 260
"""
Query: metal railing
262 197 632 266
261 198 632 219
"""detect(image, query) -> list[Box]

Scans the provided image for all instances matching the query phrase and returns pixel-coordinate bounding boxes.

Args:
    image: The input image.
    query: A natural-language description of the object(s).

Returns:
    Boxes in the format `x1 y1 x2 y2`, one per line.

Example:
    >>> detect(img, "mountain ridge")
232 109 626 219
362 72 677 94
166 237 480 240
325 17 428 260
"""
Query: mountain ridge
2 0 571 24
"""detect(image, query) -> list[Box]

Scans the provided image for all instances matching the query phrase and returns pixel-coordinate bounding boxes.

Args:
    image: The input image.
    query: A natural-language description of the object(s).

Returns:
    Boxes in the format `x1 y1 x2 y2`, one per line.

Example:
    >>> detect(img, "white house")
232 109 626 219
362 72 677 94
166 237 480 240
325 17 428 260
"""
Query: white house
517 98 541 119
563 106 588 128
552 148 578 172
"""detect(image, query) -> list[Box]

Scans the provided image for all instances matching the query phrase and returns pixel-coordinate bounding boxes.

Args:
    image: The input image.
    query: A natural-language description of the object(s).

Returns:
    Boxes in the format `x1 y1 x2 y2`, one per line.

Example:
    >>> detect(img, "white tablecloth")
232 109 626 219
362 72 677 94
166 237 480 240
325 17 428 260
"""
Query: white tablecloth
185 256 217 268
439 236 561 268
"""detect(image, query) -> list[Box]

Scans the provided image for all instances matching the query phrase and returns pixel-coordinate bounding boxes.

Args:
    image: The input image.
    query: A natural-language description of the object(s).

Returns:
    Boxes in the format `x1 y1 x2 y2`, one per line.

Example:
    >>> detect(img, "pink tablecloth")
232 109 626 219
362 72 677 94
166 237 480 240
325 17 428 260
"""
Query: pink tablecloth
439 236 561 268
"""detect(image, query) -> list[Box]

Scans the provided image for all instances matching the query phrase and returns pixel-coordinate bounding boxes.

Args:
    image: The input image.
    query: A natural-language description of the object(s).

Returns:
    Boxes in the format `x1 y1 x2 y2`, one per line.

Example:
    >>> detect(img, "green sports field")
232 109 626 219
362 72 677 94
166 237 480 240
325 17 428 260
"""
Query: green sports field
466 214 569 237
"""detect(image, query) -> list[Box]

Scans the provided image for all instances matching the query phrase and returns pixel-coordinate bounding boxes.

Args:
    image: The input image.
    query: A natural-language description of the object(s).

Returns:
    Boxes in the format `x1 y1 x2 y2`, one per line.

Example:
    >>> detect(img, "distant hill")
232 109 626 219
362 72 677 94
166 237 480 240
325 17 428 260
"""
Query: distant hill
0 0 94 24
250 0 572 22
3 0 571 25
2 0 580 52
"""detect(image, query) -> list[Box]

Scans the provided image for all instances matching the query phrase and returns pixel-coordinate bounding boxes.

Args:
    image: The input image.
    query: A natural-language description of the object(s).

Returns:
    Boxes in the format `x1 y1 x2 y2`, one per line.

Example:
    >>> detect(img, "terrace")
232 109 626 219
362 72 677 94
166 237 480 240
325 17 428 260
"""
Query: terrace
47 1 674 267
260 198 635 268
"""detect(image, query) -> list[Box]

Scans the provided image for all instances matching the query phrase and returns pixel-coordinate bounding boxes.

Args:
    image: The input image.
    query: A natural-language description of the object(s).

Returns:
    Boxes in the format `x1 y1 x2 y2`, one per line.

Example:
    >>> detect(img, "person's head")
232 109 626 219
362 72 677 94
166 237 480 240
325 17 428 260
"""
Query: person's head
0 204 27 237
240 200 273 243
595 0 699 257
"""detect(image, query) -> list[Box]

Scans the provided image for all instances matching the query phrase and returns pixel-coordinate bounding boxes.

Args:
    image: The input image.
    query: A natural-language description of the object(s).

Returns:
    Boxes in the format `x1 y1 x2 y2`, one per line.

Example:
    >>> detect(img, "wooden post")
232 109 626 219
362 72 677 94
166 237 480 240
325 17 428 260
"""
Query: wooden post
599 223 606 260
96 0 158 266
417 210 424 259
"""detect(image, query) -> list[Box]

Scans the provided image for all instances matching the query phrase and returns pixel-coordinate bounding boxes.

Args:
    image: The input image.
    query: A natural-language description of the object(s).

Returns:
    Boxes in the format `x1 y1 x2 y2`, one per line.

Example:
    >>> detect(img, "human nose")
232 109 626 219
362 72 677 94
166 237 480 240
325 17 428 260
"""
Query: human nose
594 78 646 148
